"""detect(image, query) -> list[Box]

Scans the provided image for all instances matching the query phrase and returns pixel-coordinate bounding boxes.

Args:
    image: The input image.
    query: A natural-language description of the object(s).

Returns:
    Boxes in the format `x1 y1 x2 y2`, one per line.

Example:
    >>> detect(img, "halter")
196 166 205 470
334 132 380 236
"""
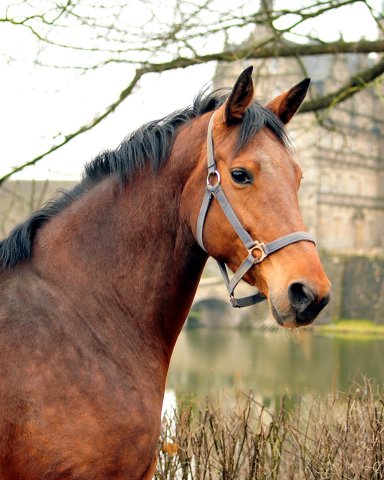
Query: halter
196 112 315 308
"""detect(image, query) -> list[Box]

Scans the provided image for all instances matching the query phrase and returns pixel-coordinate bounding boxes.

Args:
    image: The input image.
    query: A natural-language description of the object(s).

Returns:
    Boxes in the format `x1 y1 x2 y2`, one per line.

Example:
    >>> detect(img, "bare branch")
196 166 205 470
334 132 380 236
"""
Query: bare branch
2 0 384 182
0 66 144 185
300 55 384 112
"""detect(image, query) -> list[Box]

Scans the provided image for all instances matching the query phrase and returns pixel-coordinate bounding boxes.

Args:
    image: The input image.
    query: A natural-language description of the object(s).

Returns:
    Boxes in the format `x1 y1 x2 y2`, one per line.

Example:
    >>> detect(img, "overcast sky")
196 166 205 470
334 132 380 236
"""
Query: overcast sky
0 0 382 181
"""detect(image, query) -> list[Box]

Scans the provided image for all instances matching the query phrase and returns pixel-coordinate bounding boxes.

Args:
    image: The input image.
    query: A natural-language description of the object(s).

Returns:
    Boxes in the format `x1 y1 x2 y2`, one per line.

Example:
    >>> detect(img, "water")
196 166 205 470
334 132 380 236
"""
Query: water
165 328 384 408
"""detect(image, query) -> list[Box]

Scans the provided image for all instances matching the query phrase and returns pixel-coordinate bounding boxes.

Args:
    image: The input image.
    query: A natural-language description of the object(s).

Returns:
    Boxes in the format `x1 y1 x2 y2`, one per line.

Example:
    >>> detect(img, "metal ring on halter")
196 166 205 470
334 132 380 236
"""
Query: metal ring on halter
248 241 267 264
207 170 220 187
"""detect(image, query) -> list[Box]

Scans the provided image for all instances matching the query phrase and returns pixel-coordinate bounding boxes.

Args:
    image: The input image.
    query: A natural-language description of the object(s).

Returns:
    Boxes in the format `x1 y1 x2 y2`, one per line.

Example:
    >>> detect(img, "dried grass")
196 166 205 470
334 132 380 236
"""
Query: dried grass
156 378 384 479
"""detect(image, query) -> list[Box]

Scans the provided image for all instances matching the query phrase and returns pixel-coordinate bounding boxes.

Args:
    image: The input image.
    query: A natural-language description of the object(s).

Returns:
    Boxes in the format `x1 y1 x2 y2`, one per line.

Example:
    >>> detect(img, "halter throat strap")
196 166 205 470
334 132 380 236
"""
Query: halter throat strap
196 112 316 308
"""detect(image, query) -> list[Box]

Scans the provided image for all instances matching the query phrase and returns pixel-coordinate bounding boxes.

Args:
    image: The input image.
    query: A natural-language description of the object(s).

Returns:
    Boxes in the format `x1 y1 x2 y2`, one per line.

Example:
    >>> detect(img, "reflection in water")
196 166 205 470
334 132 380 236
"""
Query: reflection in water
166 329 384 406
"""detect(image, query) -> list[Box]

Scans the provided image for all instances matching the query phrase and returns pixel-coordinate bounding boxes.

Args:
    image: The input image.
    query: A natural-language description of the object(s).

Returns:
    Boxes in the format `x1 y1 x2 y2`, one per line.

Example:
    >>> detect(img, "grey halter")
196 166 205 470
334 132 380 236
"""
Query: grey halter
196 112 315 308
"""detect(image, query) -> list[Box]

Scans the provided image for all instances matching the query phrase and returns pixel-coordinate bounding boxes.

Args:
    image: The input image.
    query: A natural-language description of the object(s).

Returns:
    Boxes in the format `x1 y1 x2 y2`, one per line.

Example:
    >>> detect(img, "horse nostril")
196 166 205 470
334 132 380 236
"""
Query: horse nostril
288 282 316 313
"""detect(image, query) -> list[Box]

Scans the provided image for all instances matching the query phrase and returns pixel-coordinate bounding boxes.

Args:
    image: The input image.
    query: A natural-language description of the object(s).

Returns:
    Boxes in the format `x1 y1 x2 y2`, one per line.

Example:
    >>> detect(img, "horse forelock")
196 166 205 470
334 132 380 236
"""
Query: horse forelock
0 89 290 269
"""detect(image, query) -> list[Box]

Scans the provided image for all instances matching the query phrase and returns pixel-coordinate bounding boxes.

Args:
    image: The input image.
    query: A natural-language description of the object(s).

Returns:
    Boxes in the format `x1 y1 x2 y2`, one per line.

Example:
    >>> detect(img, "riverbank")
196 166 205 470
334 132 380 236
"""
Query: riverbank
315 318 384 338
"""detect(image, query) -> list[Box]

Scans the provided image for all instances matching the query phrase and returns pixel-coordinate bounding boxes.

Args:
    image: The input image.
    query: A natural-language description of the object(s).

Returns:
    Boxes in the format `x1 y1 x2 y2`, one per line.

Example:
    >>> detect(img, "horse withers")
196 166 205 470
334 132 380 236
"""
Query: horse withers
0 67 330 479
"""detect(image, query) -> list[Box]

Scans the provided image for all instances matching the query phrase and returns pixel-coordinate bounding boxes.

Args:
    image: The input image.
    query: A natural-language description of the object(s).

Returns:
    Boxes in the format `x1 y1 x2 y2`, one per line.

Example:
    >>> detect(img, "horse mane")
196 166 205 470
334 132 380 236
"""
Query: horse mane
0 89 290 269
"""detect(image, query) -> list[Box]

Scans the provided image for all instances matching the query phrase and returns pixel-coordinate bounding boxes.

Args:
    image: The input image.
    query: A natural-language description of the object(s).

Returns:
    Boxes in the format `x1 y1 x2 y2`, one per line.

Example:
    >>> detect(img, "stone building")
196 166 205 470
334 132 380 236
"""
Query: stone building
214 20 384 252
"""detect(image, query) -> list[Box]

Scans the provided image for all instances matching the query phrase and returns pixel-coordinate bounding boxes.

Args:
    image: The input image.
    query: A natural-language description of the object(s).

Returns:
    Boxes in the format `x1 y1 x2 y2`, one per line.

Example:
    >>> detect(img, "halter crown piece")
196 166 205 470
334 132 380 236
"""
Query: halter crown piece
196 112 316 308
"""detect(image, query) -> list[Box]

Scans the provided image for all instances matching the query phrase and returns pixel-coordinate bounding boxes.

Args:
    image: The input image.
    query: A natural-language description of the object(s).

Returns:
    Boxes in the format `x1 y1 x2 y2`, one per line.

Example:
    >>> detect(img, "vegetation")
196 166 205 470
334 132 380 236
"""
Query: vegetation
316 319 384 338
157 379 384 479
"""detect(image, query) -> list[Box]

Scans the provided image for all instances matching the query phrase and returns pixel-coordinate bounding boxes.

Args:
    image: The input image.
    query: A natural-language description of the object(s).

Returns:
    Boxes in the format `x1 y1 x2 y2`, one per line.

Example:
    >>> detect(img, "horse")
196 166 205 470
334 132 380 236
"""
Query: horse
0 66 330 479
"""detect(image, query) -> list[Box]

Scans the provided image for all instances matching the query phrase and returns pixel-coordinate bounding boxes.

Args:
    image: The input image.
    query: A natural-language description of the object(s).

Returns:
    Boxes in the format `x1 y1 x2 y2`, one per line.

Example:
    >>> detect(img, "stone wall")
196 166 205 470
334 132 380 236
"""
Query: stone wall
319 252 384 324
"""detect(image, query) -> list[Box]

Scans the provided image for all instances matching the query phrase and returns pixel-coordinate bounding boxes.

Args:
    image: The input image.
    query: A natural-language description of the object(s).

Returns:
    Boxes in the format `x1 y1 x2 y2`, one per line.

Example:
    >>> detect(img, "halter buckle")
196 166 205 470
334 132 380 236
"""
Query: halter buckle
230 295 237 308
248 241 267 264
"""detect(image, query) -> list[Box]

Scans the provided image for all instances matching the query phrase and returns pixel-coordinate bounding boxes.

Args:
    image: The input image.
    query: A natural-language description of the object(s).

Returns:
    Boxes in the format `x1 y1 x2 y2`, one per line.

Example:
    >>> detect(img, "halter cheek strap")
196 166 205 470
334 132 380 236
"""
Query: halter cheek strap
196 112 316 308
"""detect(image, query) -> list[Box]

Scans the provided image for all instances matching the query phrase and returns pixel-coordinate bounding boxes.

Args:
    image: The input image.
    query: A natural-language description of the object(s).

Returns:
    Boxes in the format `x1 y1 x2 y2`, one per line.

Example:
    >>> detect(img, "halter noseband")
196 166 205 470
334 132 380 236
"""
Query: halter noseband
196 112 315 308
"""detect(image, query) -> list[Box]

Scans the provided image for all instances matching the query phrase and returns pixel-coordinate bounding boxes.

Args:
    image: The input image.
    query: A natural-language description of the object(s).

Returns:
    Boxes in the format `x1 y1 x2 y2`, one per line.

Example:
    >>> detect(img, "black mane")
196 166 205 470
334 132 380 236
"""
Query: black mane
0 89 289 269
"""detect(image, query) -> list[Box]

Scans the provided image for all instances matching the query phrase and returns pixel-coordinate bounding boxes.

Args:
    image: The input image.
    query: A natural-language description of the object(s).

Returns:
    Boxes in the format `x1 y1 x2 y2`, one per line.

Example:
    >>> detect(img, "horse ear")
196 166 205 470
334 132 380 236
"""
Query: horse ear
223 66 254 124
266 78 310 124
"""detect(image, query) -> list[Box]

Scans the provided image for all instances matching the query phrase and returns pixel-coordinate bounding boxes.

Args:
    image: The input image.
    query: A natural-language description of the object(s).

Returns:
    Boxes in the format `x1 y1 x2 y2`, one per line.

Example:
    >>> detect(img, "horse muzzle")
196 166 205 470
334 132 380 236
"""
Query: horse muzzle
270 279 331 327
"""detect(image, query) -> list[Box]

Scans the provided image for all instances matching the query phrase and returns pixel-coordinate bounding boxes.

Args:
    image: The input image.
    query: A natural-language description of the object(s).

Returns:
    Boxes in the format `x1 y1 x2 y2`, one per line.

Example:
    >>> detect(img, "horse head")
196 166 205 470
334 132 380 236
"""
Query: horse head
189 67 331 328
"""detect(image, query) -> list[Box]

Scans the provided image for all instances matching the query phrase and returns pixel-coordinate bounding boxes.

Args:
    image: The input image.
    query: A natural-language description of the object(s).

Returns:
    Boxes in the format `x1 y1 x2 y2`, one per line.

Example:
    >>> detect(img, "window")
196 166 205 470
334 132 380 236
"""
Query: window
334 175 344 194
347 176 356 196
319 132 332 149
268 58 278 74
320 173 329 193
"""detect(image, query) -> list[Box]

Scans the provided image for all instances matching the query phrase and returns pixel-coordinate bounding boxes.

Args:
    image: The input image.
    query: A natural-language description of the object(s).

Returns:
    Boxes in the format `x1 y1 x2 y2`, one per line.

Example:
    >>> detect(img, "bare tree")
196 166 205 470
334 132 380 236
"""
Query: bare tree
2 0 384 182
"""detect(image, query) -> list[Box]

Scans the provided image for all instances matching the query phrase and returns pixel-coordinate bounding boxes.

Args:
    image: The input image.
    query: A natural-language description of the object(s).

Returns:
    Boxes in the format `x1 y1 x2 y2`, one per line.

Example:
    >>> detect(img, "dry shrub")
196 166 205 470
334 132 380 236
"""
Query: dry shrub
156 379 384 479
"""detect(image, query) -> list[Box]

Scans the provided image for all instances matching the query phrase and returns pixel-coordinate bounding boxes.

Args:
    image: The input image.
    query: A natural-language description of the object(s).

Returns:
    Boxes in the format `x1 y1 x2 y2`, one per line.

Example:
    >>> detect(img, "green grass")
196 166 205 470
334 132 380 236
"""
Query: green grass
316 318 384 338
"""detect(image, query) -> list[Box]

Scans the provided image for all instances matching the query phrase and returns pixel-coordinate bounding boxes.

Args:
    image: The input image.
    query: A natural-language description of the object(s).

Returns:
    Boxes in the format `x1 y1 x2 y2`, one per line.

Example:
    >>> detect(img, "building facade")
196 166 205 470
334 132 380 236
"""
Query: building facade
214 27 384 252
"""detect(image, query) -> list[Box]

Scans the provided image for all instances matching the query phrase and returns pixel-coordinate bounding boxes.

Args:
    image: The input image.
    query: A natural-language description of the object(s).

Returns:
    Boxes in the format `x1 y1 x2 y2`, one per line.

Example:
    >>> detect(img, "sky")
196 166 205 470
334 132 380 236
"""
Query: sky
0 0 383 181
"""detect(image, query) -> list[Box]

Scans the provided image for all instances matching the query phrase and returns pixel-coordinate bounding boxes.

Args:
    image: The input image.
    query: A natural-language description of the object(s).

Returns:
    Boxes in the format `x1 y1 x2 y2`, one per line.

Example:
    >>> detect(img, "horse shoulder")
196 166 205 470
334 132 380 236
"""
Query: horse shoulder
0 266 161 479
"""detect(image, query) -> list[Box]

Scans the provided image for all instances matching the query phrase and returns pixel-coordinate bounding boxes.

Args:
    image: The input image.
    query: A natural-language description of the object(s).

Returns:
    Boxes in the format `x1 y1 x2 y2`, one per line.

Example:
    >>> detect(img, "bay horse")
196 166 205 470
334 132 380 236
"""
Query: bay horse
0 67 330 479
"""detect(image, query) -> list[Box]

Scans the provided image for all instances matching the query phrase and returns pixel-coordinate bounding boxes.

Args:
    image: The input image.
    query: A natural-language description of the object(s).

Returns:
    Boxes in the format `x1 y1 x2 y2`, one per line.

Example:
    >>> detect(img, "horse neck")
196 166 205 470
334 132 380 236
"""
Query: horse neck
31 126 208 366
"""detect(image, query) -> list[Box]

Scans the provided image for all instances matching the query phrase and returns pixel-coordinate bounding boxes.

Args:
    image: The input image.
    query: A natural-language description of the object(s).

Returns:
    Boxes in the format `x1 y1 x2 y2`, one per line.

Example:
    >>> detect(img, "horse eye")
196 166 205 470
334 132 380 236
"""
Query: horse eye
230 169 252 185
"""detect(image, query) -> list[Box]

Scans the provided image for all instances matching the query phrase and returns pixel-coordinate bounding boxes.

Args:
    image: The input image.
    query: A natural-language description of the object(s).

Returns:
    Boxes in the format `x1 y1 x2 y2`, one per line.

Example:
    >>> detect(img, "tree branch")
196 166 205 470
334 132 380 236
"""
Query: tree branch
3 38 384 186
3 0 384 183
300 55 384 112
0 68 144 186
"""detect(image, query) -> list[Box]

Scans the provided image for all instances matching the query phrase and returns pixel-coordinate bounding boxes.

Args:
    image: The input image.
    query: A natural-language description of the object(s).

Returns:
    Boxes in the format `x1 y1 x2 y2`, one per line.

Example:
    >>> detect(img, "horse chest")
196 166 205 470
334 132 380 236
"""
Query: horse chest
0 312 162 479
0 371 161 479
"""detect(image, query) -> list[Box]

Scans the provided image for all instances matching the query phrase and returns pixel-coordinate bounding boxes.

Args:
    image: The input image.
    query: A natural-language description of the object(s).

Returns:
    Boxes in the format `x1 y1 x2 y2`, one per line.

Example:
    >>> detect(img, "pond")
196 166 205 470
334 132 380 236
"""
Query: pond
165 328 384 408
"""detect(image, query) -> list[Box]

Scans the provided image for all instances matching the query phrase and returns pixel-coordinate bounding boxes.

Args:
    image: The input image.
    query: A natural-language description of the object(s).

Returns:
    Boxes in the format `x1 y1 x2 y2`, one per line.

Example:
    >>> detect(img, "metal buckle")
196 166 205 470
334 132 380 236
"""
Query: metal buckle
248 241 267 264
207 170 221 187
